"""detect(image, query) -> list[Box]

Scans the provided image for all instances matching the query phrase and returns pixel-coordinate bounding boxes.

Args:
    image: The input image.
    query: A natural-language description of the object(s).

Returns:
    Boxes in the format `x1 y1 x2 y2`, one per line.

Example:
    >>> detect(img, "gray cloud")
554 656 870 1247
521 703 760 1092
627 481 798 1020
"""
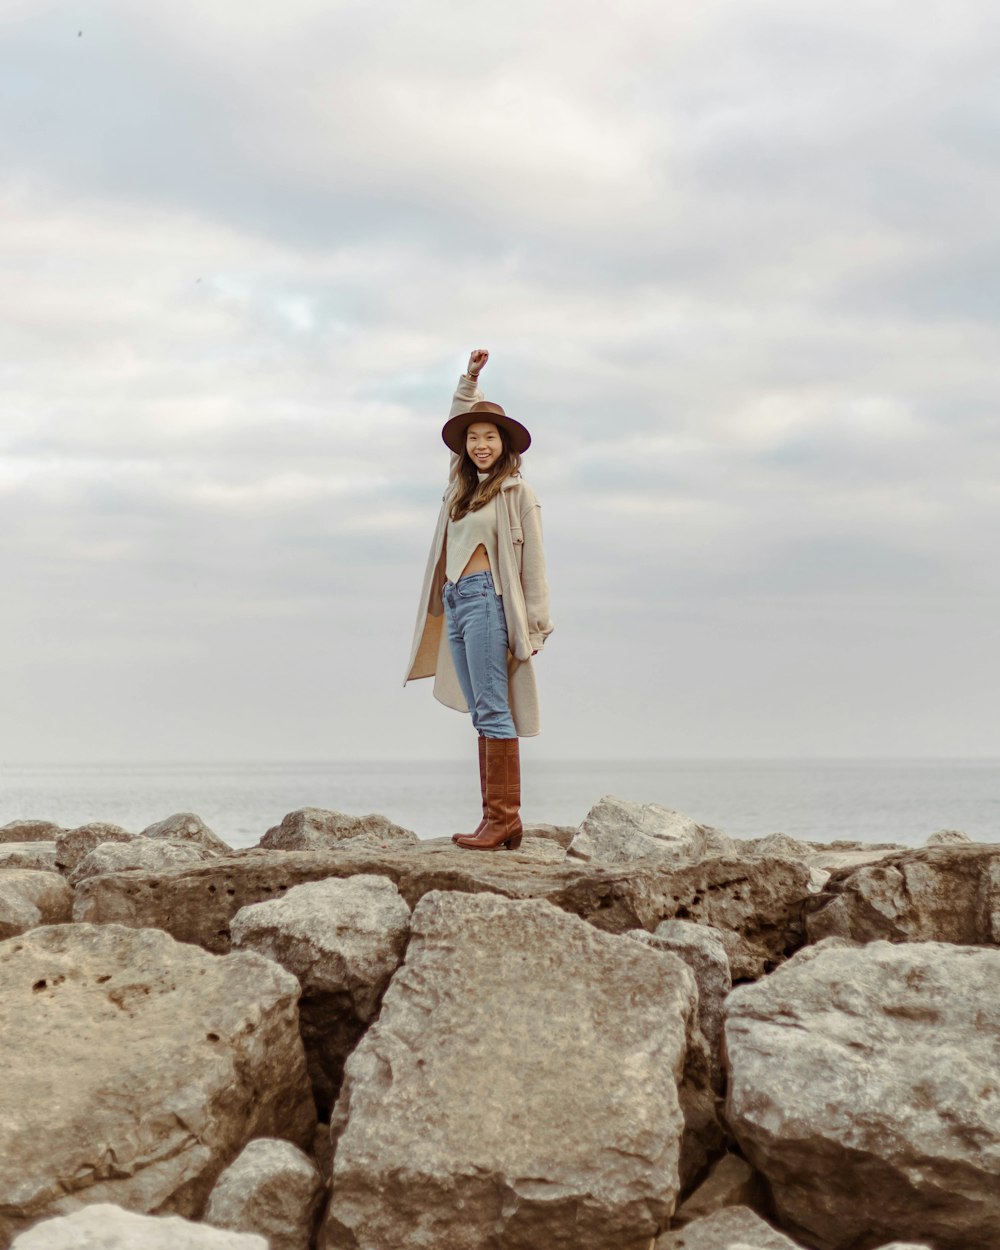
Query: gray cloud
1 0 997 762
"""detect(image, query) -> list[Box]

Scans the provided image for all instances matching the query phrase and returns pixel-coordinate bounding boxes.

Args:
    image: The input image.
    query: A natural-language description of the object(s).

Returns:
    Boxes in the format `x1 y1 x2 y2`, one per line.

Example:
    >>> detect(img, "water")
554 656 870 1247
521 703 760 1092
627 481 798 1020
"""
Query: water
1 758 997 849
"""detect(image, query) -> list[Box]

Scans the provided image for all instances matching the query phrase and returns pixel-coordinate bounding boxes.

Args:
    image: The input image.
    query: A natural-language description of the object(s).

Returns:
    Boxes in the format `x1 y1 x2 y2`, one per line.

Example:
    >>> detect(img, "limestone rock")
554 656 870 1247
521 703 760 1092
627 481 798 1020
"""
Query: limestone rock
569 795 735 865
0 923 315 1245
0 821 63 845
0 872 73 940
671 1153 766 1227
325 891 698 1250
69 838 216 886
725 939 1000 1250
656 1205 803 1248
72 847 809 978
231 875 410 1112
747 832 812 860
0 843 58 873
204 1139 325 1250
523 821 578 848
54 822 134 874
925 828 972 846
652 920 731 1067
142 812 232 855
10 1204 267 1248
805 844 1000 945
259 807 417 852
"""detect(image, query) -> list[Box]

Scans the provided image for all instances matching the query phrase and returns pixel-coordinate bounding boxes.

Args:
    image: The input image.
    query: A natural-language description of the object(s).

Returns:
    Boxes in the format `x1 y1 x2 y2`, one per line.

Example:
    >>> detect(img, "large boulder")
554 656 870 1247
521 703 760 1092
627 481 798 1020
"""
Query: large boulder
805 844 1000 945
54 822 134 874
0 843 57 873
0 821 63 845
0 872 72 940
569 795 735 865
259 808 417 852
656 1205 802 1248
72 846 809 977
231 875 410 1112
725 939 1000 1250
325 891 699 1250
69 838 216 887
204 1139 325 1250
0 923 315 1247
10 1204 266 1248
142 812 232 855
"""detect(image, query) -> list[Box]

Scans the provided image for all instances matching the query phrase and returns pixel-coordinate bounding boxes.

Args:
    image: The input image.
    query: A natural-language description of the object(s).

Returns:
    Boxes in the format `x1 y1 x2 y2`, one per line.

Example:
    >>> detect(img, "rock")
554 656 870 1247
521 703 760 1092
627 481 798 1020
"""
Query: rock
747 832 812 860
325 891 698 1250
231 875 410 1113
523 821 578 848
54 822 134 874
0 821 63 845
671 1153 767 1227
69 838 216 887
871 1244 933 1249
10 1204 267 1248
653 920 732 1067
259 807 417 852
805 844 1000 945
0 872 73 940
72 847 810 978
656 1205 803 1248
0 923 315 1245
0 843 58 873
204 1139 325 1250
569 795 735 865
725 939 1000 1250
142 811 233 854
748 831 906 875
925 828 972 846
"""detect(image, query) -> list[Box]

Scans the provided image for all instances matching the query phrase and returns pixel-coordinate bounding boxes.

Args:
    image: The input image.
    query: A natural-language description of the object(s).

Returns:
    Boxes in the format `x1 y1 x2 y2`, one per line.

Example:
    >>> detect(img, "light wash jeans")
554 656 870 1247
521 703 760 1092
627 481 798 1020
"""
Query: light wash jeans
442 570 517 739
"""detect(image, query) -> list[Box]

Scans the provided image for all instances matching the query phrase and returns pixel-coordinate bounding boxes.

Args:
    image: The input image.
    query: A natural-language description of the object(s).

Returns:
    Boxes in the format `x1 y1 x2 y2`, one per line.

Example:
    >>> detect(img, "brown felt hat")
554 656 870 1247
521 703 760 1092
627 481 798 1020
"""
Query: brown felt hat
441 401 532 455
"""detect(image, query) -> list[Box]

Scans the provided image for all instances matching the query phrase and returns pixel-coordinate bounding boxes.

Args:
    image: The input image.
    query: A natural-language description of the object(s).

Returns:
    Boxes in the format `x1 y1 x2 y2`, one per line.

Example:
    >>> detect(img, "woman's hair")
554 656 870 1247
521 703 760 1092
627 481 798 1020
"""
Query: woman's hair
449 425 522 521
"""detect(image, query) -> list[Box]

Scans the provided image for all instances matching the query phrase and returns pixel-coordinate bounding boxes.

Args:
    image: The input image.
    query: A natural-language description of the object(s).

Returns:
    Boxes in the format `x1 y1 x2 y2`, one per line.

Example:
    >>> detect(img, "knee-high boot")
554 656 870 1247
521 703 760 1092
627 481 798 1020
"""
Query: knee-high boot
452 736 488 844
455 737 523 851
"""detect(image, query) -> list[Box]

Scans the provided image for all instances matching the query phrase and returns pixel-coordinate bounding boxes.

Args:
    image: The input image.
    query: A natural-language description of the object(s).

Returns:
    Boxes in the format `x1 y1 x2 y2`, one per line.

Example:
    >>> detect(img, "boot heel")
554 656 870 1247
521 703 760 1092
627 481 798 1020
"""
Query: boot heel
504 833 522 850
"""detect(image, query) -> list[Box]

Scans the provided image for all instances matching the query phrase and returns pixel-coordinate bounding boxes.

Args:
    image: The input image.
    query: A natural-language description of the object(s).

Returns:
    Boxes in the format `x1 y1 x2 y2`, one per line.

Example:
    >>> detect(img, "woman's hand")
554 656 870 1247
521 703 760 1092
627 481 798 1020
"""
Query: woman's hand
467 348 489 379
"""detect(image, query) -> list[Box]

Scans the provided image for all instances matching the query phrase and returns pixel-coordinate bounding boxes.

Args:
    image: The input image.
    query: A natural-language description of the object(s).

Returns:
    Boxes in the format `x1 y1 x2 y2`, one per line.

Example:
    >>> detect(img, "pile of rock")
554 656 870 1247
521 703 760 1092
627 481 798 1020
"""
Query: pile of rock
0 799 996 1249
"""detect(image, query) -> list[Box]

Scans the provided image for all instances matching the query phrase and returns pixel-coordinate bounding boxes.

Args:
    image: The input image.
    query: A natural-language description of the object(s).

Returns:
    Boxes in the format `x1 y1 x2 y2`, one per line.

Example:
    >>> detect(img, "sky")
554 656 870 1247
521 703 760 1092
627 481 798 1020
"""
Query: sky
1 0 998 764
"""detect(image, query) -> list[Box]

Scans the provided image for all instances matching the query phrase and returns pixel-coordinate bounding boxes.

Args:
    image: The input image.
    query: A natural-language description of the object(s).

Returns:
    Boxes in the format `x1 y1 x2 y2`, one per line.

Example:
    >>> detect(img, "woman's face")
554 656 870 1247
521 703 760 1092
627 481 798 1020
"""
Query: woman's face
465 422 503 472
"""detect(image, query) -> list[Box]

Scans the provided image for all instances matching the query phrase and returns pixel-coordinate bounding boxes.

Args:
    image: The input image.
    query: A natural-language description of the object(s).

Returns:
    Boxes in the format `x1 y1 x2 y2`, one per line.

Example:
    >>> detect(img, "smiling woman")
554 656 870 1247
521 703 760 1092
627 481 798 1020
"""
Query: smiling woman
403 349 554 851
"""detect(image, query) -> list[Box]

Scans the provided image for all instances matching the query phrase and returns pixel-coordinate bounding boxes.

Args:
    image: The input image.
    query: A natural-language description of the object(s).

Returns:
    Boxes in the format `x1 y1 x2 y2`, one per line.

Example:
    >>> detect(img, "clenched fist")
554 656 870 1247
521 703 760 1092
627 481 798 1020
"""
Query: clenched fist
467 348 489 379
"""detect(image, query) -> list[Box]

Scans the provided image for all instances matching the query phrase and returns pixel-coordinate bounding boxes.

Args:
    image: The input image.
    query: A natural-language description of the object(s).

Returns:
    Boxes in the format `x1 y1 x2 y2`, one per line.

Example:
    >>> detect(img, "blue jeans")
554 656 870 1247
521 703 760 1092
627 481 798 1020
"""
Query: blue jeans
442 570 516 739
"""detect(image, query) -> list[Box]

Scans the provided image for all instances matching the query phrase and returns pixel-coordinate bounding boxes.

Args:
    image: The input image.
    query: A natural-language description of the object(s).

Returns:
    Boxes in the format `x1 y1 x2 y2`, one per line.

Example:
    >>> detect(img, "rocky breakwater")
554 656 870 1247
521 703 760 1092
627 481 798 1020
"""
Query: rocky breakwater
1 796 997 1249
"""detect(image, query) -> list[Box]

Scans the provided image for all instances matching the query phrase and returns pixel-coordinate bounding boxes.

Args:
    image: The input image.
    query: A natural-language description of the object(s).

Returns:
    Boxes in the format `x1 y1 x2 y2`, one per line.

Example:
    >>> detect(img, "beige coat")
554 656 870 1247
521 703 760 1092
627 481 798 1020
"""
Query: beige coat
403 374 554 736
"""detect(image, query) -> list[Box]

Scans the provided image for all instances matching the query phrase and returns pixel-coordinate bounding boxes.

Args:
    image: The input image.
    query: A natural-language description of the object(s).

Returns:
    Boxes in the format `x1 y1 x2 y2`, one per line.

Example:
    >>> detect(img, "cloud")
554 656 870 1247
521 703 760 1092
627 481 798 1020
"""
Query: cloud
0 0 998 761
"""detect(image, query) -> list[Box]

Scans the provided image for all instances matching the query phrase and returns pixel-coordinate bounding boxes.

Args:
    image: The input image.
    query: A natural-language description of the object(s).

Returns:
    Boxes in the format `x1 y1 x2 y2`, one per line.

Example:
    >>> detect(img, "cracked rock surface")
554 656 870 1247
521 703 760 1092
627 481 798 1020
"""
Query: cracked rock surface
325 890 698 1250
0 923 315 1248
725 938 1000 1250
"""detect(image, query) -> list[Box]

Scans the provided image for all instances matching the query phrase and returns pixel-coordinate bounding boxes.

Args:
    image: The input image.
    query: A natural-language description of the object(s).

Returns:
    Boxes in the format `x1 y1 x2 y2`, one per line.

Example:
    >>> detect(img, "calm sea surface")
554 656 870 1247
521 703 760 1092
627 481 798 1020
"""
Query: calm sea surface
1 758 997 850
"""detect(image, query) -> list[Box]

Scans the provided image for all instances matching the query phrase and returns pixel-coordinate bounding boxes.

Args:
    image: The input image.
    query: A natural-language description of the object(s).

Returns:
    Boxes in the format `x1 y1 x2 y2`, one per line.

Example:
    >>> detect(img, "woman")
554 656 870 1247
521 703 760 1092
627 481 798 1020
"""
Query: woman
404 348 554 850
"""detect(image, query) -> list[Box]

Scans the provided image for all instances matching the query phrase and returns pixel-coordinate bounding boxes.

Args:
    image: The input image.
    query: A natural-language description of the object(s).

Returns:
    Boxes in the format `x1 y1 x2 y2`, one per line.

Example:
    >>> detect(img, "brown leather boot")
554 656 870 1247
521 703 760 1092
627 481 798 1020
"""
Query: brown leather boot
452 736 487 844
455 737 523 851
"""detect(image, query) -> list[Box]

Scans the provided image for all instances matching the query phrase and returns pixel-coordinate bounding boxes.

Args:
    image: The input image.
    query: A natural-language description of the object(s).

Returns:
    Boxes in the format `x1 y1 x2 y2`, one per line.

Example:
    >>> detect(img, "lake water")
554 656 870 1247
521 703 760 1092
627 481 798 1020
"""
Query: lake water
1 758 997 849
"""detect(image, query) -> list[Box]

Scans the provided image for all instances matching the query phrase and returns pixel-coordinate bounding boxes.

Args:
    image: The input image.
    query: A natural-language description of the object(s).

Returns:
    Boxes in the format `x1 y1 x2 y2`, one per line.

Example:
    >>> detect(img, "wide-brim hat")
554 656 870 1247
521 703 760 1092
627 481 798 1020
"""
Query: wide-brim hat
441 401 532 455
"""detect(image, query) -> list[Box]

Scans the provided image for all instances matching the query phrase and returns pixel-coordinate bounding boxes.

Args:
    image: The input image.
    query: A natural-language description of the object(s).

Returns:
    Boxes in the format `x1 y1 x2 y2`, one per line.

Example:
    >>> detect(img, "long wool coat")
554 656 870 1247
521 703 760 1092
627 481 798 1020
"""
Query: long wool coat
403 374 554 737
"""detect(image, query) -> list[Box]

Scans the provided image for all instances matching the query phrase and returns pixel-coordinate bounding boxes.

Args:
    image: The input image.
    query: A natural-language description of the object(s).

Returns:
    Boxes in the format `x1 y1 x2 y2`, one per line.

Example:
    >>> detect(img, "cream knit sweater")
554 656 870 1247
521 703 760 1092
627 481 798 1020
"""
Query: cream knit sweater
444 474 501 586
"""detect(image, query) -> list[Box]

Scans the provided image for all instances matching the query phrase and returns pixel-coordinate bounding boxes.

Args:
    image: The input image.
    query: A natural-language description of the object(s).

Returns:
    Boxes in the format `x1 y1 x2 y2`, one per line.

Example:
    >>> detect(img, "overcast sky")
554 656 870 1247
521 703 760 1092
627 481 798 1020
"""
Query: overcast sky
2 0 998 764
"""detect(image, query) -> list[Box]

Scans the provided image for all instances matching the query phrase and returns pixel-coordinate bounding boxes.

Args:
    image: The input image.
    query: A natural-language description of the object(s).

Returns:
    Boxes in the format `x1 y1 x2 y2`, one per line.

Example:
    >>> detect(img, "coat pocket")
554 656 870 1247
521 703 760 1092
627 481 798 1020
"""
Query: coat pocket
509 526 524 575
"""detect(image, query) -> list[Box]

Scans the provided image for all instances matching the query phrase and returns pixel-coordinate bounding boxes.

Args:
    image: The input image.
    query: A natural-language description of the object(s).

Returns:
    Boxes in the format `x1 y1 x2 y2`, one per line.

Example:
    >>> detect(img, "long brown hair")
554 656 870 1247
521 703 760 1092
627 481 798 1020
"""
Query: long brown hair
449 425 522 522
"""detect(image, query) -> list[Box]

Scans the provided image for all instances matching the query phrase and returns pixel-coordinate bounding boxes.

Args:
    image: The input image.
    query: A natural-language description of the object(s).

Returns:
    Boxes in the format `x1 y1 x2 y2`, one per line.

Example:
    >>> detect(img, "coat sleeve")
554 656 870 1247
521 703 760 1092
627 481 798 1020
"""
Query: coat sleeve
519 497 554 652
444 373 483 491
